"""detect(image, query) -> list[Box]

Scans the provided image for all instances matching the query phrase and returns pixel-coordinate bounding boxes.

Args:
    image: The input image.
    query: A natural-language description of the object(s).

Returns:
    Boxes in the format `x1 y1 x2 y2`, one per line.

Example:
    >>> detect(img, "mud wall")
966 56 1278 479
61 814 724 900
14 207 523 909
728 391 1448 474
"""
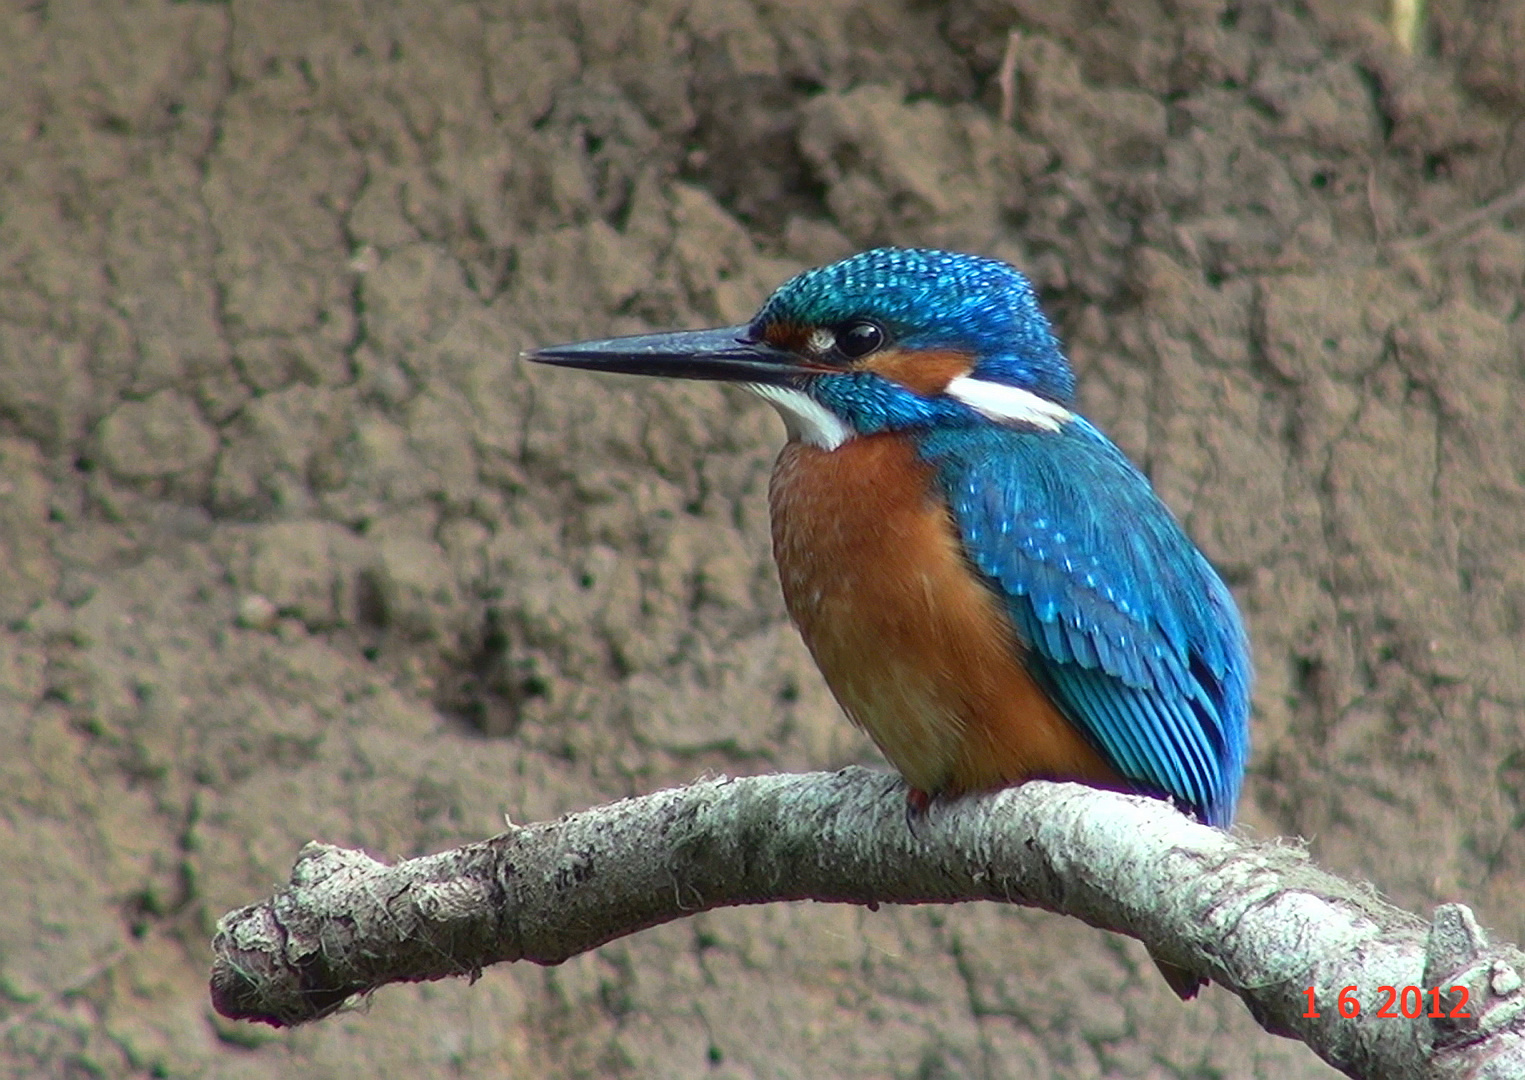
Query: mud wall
2 1 1523 1077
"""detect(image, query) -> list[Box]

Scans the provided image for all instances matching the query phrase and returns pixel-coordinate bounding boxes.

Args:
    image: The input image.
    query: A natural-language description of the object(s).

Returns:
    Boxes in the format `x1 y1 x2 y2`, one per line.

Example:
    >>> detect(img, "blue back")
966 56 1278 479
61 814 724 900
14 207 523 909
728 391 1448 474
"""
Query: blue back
918 420 1251 827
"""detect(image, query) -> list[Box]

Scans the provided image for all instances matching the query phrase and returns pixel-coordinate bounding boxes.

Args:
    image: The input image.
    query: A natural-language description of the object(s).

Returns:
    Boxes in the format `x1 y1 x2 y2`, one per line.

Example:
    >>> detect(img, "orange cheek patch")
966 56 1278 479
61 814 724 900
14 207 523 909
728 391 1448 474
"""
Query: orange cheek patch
763 322 812 353
862 349 973 396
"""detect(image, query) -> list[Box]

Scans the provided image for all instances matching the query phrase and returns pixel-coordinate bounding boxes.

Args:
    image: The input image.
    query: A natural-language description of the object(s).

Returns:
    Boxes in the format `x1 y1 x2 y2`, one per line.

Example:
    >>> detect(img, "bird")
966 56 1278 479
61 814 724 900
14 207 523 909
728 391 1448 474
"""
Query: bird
526 247 1251 996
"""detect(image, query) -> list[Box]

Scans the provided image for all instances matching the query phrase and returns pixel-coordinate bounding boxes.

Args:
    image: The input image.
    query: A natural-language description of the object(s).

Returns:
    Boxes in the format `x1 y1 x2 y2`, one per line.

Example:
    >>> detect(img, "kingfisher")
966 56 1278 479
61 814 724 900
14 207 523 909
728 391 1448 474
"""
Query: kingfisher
527 248 1251 993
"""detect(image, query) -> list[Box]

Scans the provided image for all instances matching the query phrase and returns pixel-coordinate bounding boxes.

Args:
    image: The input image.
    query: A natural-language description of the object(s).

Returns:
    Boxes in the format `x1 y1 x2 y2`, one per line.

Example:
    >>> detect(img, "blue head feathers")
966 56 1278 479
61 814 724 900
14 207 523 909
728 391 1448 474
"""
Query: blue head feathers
754 248 1077 405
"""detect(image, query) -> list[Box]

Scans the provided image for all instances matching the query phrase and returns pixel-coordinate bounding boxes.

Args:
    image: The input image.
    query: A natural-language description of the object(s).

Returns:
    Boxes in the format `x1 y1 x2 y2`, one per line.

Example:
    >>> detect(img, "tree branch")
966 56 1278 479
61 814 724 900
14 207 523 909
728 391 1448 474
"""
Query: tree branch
210 768 1525 1079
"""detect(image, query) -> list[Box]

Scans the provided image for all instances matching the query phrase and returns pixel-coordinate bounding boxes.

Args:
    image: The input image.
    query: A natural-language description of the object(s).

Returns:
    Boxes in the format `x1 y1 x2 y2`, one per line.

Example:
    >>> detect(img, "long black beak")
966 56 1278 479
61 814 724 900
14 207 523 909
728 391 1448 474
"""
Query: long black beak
524 326 803 385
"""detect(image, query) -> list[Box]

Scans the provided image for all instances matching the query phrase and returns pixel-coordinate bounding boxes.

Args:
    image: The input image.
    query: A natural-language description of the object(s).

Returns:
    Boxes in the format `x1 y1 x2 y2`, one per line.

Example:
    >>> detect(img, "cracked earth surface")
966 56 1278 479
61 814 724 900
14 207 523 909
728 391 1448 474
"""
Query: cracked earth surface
2 1 1523 1076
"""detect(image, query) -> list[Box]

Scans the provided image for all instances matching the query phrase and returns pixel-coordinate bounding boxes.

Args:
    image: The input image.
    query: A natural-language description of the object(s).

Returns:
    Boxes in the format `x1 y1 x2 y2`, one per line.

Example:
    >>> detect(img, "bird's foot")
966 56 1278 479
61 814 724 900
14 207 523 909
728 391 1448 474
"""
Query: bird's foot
904 786 933 833
1149 951 1207 1000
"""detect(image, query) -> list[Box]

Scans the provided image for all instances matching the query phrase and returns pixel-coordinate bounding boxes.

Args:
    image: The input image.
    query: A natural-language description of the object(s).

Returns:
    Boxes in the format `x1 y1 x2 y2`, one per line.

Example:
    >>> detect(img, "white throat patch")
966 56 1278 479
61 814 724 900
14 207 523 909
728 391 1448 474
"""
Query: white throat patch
945 376 1073 432
743 384 852 451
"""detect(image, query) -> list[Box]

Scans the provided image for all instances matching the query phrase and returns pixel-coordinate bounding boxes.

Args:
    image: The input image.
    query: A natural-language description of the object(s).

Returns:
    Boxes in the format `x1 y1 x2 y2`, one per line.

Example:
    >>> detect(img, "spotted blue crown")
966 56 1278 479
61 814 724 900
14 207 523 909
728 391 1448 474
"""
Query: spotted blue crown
755 248 1076 405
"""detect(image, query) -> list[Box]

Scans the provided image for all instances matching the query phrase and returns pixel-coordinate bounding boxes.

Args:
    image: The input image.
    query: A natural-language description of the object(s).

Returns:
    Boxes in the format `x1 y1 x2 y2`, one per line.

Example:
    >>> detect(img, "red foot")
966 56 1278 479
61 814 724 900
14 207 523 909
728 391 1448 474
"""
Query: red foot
905 787 932 816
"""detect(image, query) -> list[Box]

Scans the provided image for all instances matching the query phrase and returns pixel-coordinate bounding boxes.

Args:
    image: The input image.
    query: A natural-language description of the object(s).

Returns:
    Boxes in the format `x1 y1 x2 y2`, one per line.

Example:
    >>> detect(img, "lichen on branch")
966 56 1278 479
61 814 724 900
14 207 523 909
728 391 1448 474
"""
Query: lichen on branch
211 768 1525 1079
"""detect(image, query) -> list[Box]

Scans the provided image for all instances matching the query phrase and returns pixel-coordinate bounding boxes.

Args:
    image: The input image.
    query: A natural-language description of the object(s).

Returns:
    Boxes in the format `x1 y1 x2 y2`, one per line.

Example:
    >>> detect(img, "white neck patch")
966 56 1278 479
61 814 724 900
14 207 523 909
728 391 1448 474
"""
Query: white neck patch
945 376 1073 432
743 384 852 451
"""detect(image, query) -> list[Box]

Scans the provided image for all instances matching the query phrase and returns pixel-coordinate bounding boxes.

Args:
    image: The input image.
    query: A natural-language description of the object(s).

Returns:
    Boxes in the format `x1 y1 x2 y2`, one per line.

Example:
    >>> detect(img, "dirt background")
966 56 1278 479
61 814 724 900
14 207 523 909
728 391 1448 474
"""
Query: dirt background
2 0 1523 1077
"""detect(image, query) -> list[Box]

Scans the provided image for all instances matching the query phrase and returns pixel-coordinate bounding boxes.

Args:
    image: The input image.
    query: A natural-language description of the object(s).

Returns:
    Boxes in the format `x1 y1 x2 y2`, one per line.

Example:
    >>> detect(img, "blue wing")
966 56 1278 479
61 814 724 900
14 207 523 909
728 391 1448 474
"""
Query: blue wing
918 419 1251 827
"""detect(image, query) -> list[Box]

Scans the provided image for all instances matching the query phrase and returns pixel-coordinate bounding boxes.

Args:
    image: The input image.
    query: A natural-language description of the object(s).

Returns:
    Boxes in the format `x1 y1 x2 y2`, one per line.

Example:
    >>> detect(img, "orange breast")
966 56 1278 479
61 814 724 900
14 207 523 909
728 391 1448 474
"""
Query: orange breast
769 432 1119 798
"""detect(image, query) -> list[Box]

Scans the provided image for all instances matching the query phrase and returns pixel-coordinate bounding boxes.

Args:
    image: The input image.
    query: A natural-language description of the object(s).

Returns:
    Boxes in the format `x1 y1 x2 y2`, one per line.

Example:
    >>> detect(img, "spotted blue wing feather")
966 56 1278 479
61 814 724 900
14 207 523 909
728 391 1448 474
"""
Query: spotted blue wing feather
918 420 1251 827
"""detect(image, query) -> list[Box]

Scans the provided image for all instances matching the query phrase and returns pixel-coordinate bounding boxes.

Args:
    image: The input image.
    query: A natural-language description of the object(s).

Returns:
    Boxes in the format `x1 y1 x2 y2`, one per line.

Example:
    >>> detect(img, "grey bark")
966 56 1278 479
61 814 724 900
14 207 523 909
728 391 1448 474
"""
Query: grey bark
210 768 1525 1079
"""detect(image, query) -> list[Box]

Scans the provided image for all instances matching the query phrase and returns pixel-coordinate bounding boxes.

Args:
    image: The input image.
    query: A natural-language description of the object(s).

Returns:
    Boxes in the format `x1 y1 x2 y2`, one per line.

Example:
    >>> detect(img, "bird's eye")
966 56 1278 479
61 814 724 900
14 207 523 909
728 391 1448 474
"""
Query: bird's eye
836 321 885 359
